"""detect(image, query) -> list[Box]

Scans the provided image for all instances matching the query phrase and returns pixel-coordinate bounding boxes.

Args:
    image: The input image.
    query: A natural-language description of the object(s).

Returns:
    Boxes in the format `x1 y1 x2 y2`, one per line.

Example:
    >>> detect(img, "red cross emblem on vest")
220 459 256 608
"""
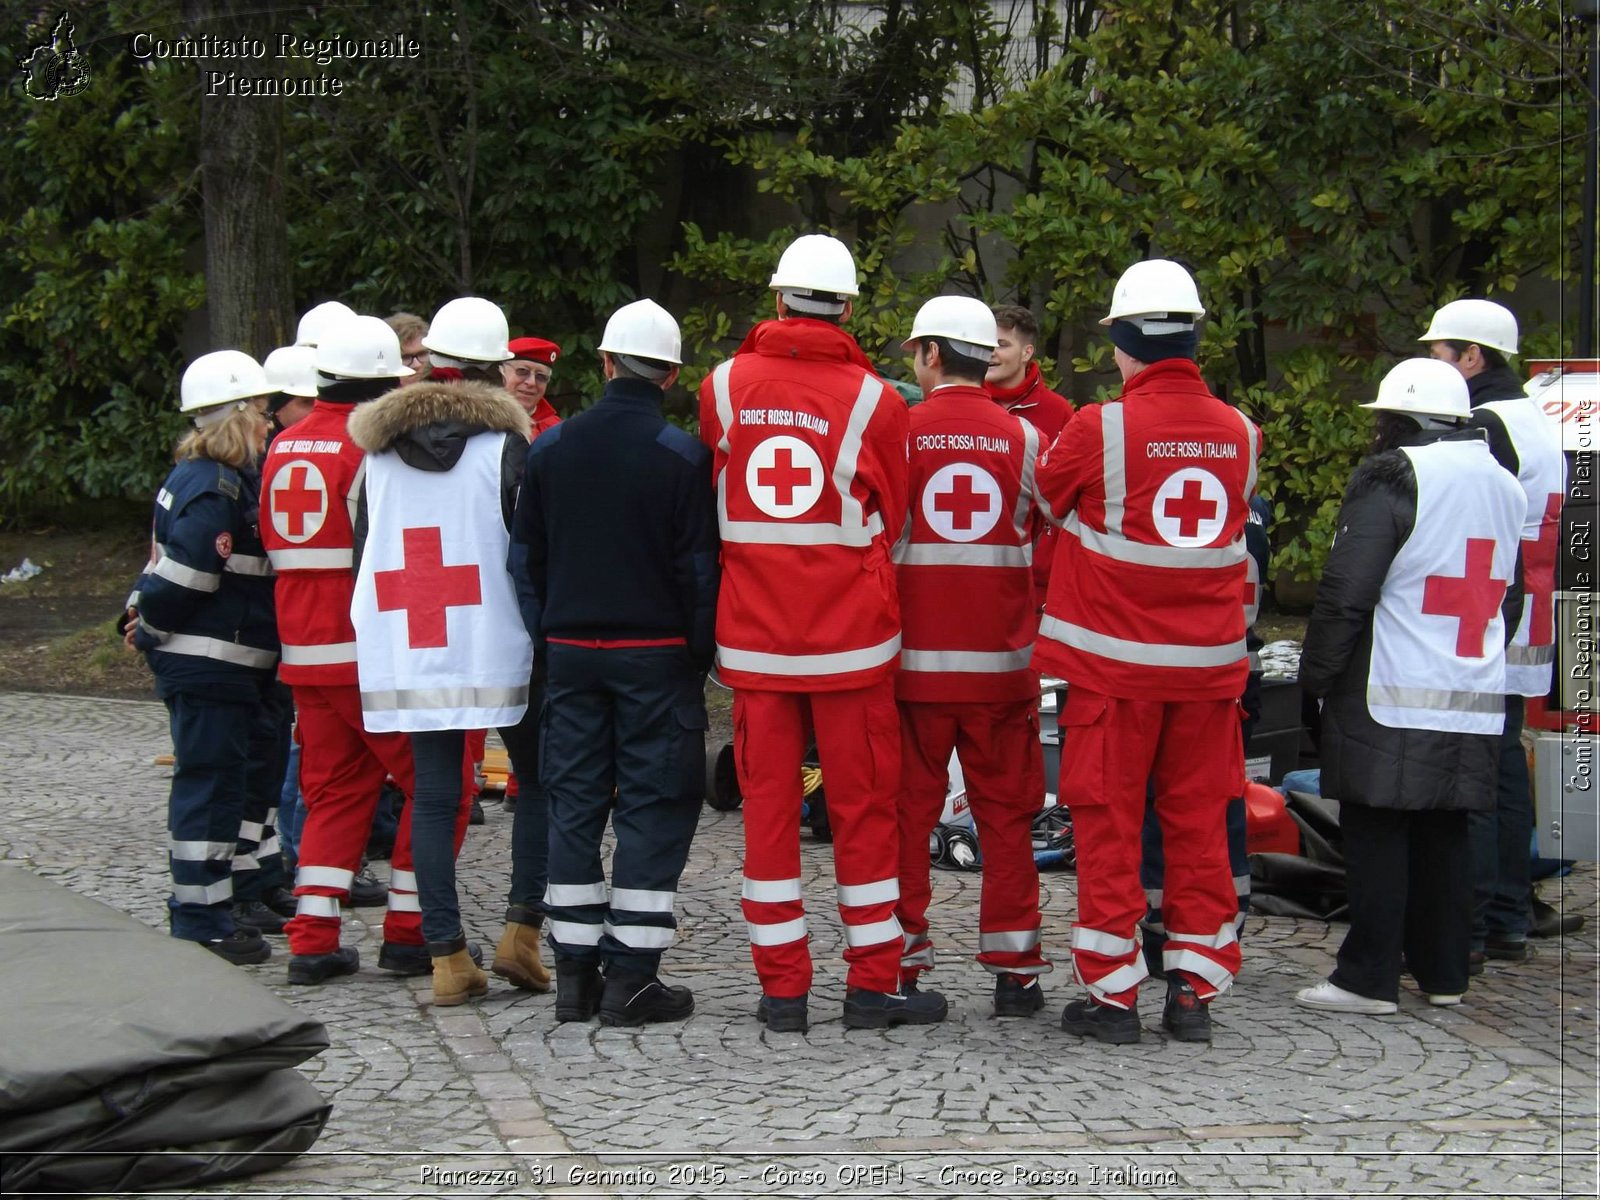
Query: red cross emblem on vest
270 460 328 543
373 527 482 649
1421 537 1508 658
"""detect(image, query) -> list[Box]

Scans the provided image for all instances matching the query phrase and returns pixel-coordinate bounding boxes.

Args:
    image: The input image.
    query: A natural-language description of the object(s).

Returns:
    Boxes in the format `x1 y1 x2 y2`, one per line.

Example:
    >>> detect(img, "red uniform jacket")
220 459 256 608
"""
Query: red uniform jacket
894 384 1039 703
698 318 909 692
988 362 1072 595
260 400 367 685
1033 358 1259 702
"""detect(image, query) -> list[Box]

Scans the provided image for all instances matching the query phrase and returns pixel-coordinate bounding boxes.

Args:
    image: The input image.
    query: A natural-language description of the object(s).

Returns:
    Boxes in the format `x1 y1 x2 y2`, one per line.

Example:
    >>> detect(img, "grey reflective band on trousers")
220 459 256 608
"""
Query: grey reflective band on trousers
978 928 1040 953
1366 683 1504 715
1038 616 1246 669
716 634 901 677
1505 643 1555 666
900 647 1033 673
267 547 355 570
157 634 278 669
892 541 1031 568
360 684 531 714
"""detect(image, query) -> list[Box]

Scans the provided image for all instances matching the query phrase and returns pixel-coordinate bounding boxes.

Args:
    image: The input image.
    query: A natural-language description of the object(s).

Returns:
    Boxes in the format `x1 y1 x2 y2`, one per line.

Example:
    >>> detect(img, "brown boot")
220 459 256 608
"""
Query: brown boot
432 948 489 1006
491 921 551 992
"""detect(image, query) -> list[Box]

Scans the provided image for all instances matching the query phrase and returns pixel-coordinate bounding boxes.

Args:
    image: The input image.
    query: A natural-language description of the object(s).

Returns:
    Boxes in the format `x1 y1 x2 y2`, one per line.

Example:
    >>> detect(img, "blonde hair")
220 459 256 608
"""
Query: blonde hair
174 403 262 469
386 311 429 346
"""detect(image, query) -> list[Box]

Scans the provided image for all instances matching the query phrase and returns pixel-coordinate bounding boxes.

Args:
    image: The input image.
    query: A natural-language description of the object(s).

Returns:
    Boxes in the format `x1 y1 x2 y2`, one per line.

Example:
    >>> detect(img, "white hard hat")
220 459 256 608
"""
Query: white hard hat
902 296 1000 353
180 350 272 419
294 300 357 347
422 297 514 364
262 345 319 398
1418 298 1519 356
1101 259 1205 328
598 299 682 365
314 314 415 380
769 234 860 298
1361 358 1471 422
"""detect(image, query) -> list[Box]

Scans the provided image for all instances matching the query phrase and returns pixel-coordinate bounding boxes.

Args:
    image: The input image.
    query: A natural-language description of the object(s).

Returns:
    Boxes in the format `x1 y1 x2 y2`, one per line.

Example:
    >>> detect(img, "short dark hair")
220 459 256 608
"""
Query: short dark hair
991 304 1038 344
1444 339 1508 372
610 353 673 383
920 337 989 384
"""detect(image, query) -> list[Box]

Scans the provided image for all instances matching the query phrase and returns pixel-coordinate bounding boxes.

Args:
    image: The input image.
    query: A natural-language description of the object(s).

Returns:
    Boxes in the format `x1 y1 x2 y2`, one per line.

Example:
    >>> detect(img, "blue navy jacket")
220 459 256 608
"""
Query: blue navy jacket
510 377 719 667
130 457 279 695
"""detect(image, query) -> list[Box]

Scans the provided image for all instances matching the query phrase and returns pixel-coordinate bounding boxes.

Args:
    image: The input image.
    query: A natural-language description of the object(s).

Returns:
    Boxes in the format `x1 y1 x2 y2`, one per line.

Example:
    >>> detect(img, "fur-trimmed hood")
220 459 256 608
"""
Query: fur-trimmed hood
348 380 529 453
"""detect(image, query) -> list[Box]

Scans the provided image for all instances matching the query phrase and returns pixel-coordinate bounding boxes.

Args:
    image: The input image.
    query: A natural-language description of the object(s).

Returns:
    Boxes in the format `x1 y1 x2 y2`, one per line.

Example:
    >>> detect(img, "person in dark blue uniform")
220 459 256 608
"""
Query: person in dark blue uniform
510 299 720 1026
124 351 281 965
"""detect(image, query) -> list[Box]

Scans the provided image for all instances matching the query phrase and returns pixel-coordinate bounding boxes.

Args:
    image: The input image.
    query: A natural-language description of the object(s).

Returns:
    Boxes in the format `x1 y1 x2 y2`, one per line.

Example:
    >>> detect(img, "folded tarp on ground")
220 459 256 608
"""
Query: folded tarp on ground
0 865 330 1194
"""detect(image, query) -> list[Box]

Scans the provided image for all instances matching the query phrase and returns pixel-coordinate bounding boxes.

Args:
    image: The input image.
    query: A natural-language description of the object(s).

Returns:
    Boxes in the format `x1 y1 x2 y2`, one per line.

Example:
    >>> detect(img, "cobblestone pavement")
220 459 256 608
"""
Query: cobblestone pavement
2 692 1595 1198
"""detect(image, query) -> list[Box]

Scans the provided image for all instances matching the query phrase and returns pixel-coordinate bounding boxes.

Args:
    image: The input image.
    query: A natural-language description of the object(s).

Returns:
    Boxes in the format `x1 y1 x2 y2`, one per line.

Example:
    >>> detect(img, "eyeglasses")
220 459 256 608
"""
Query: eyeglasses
507 365 552 385
402 351 431 366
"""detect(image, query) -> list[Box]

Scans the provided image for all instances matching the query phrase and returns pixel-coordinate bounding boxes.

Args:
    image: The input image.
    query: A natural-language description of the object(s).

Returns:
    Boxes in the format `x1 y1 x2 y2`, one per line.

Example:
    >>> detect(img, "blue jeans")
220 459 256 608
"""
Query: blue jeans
278 739 304 875
1469 694 1532 946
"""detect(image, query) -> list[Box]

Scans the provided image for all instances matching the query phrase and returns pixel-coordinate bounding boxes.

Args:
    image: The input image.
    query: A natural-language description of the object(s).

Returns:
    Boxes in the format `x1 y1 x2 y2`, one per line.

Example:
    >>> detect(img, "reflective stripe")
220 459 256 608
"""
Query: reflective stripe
718 511 886 547
1144 887 1165 907
1233 873 1251 897
390 869 417 891
1064 511 1247 569
157 634 277 669
1012 420 1040 541
611 887 676 914
1163 947 1235 990
1239 408 1259 501
1083 961 1148 1004
387 891 421 913
979 928 1041 954
257 836 280 858
297 865 355 890
157 487 174 510
138 617 170 640
265 807 278 825
605 921 674 949
172 879 232 905
843 916 903 948
742 876 803 904
832 374 886 534
982 962 1049 976
151 555 221 592
296 894 340 918
748 917 808 946
1101 403 1127 536
546 881 608 906
1366 684 1503 715
169 839 235 862
347 457 366 531
548 919 603 946
223 553 272 577
1506 643 1556 666
712 360 736 460
892 541 1032 568
1040 616 1246 670
836 878 899 907
238 820 265 842
1166 925 1239 951
232 853 258 871
900 647 1033 674
280 640 357 666
267 546 355 570
361 685 529 714
901 935 936 969
717 634 900 678
1247 650 1262 672
1071 926 1138 957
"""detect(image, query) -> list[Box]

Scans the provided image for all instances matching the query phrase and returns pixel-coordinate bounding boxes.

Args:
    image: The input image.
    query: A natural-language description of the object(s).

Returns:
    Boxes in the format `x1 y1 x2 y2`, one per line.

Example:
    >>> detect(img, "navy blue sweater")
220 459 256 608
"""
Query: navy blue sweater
510 377 719 665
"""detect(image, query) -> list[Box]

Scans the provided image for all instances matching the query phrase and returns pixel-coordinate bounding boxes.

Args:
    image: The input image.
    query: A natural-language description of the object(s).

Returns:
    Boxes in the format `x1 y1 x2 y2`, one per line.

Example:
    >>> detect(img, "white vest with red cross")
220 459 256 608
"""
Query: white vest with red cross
351 433 532 732
1477 395 1567 697
1367 438 1526 735
261 402 367 685
1033 359 1259 702
893 386 1040 703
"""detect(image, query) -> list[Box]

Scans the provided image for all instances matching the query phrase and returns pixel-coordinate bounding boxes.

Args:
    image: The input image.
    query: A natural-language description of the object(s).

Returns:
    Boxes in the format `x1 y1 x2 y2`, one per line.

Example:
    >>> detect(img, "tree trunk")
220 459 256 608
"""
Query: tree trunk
182 0 293 356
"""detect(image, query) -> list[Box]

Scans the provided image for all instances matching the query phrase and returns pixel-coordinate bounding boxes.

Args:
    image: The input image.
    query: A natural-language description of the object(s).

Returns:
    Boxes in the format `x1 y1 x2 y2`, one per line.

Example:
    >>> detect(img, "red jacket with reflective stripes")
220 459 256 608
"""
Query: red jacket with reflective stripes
894 384 1039 703
1033 358 1259 702
698 318 909 692
260 400 365 684
988 363 1072 597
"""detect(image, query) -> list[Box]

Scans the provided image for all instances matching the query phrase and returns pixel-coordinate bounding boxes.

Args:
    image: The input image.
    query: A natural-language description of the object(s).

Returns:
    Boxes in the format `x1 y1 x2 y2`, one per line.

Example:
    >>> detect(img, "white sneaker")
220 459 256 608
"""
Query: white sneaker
1295 980 1398 1015
1427 993 1463 1007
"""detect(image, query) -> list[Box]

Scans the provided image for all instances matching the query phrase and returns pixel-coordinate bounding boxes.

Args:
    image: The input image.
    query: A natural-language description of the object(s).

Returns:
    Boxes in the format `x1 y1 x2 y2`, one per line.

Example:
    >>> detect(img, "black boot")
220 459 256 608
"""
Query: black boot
555 961 603 1022
842 986 948 1029
599 971 694 1027
993 973 1045 1017
757 994 810 1033
233 899 288 935
286 946 359 985
199 927 270 966
1161 976 1212 1042
1060 998 1140 1044
379 940 482 976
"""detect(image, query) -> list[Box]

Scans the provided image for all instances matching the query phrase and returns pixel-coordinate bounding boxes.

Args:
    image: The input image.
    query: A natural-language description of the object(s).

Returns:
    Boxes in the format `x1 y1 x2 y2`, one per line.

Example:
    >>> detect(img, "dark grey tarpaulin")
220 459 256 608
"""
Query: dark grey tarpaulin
0 866 331 1194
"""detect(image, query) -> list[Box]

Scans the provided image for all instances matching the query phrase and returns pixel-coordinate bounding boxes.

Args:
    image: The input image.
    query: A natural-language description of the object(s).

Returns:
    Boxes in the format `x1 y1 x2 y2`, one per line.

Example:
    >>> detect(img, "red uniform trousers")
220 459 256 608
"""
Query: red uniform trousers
734 677 903 997
897 699 1050 984
1058 686 1243 1007
286 685 475 955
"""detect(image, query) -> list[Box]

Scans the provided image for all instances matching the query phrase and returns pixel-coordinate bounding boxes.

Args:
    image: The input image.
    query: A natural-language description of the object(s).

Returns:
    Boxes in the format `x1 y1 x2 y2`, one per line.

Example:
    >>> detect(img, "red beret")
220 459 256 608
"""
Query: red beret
507 336 560 365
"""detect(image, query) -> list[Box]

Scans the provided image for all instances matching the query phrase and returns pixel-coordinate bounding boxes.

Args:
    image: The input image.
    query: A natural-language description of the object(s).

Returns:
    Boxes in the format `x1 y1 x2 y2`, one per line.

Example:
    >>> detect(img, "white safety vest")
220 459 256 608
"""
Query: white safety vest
1367 438 1526 735
352 433 533 733
1478 395 1567 697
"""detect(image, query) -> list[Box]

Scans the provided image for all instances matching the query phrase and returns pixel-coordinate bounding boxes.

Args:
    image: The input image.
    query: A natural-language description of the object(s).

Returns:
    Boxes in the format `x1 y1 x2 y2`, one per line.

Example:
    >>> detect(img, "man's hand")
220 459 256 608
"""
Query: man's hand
123 608 139 650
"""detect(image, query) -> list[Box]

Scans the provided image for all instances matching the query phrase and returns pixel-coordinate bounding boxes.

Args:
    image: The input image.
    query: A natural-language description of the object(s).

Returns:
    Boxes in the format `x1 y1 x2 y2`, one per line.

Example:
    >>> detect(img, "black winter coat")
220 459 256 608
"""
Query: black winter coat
1298 427 1524 812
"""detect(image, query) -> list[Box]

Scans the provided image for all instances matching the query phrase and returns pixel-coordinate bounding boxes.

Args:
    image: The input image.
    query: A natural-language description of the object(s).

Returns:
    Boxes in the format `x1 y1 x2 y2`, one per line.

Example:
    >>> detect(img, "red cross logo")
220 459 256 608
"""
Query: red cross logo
758 447 813 507
373 527 482 649
1164 478 1218 539
1523 493 1563 645
270 460 328 543
1421 538 1508 658
934 474 994 531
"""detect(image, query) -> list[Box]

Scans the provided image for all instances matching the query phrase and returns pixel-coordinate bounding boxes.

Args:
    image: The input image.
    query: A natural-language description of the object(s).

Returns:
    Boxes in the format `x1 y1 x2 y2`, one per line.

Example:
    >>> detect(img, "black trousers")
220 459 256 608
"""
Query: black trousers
1332 802 1472 1001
